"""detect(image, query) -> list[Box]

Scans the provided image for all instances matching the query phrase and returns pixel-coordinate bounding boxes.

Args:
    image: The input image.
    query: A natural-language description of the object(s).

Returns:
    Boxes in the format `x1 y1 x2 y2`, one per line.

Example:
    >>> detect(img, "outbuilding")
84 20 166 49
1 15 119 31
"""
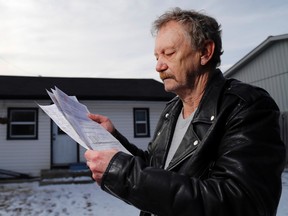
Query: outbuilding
0 76 174 176
224 33 288 163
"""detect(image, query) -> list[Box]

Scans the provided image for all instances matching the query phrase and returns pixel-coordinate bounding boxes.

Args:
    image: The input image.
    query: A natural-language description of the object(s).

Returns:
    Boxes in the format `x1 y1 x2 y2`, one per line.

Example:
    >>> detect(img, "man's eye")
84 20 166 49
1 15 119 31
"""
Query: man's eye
166 52 174 56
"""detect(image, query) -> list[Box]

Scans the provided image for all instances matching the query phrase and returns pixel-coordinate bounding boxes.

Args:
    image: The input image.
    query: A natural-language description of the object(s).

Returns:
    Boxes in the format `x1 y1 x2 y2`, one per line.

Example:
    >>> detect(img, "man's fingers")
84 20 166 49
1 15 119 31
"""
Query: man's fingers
85 149 118 185
88 113 102 123
84 149 95 161
86 161 102 185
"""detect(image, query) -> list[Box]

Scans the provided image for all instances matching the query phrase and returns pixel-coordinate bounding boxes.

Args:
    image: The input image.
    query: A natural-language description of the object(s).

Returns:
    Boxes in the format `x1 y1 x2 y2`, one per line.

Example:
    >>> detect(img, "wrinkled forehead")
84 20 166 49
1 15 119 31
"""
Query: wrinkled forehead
154 21 191 51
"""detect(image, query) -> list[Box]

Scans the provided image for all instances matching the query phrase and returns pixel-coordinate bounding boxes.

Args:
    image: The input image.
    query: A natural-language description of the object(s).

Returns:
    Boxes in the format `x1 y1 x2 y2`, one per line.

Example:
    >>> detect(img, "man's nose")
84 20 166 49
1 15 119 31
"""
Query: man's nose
156 60 168 72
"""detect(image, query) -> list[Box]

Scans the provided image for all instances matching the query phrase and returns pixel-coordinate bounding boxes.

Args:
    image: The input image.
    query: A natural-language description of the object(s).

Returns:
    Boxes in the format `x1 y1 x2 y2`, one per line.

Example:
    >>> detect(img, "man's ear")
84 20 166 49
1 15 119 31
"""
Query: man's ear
200 40 215 66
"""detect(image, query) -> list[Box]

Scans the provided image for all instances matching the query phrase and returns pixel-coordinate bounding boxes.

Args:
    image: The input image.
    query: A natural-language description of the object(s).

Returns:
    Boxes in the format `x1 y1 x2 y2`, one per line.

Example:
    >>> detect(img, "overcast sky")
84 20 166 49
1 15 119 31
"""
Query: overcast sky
0 0 287 81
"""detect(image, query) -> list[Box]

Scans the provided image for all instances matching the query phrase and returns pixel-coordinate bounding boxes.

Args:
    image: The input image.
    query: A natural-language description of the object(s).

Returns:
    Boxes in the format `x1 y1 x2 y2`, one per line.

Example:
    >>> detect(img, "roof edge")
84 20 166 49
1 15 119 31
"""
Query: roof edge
224 33 288 77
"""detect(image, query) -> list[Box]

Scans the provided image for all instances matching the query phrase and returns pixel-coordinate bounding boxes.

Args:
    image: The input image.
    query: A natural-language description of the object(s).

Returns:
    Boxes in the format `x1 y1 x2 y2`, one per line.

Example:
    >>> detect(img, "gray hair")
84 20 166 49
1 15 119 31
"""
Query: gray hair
152 7 223 68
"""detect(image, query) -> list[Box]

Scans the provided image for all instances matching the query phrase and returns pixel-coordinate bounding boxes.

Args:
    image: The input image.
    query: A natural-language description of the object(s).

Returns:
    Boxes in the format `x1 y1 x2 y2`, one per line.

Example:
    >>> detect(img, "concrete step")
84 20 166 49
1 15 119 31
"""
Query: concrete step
40 166 93 186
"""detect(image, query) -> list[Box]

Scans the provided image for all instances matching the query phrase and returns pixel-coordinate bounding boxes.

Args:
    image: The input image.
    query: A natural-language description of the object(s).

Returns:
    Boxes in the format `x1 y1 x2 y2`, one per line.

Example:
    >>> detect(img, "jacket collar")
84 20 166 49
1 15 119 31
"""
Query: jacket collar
167 69 227 122
166 69 227 170
193 69 226 123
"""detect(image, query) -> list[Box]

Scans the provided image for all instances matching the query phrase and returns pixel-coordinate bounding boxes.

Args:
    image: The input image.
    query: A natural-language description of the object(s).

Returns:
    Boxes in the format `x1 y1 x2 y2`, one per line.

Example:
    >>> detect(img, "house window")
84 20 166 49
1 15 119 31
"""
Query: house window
133 108 150 137
7 108 38 139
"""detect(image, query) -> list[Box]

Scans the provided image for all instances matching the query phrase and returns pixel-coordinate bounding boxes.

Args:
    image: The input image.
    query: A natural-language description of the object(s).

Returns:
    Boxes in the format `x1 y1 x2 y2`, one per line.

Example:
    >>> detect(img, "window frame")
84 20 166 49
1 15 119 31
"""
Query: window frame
133 108 150 138
7 108 39 140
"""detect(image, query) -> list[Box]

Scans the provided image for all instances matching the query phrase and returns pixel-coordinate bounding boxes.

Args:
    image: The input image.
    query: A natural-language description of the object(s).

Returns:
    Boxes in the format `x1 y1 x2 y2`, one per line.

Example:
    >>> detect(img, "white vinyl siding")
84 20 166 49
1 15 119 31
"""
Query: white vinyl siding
83 100 166 151
0 99 168 175
225 40 288 112
0 100 51 176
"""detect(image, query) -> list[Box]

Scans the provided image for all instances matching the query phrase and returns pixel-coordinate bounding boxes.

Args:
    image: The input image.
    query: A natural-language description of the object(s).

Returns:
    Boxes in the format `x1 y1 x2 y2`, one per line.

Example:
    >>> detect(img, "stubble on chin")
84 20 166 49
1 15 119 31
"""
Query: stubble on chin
162 78 179 93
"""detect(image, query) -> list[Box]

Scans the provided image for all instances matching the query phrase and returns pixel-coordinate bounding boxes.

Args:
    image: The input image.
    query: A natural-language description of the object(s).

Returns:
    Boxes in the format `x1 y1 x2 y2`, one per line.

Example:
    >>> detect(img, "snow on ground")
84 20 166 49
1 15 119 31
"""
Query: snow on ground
278 169 288 216
0 181 139 216
0 170 287 216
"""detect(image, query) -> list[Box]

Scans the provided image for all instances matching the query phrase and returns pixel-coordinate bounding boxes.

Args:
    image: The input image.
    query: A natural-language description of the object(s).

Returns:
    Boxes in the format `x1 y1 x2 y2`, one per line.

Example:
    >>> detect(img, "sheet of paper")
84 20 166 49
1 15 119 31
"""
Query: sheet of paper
38 87 129 154
39 104 89 149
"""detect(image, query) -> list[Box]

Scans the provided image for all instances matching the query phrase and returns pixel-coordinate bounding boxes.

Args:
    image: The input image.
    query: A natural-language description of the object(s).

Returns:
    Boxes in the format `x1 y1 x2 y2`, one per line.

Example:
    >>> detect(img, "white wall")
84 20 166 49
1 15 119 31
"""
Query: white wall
85 100 166 148
0 100 51 177
78 100 167 162
0 99 169 175
225 41 288 112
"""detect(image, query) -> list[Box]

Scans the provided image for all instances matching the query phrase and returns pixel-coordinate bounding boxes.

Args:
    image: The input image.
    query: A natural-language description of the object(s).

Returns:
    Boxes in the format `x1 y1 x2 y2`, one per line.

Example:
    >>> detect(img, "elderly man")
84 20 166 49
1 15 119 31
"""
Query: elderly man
85 8 286 216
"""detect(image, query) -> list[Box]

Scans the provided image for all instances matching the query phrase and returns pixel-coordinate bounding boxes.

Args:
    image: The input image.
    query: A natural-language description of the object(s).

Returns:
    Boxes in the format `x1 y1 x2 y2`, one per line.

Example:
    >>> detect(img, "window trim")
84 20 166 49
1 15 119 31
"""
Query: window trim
7 108 39 140
133 108 150 138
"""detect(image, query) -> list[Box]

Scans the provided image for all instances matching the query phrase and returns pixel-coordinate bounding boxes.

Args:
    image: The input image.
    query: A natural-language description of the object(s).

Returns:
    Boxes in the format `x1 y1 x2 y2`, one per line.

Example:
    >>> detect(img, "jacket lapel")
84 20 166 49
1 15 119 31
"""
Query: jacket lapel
166 70 227 170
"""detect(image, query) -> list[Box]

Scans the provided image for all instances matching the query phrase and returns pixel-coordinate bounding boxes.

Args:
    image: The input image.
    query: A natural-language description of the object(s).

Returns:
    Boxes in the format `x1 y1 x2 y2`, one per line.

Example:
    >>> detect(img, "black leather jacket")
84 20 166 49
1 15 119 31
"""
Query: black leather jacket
101 70 286 216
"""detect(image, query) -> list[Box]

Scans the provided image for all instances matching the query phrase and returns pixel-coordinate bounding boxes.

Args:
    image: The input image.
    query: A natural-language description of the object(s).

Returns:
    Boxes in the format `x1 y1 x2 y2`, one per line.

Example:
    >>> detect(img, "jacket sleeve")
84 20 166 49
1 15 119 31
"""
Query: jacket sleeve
112 129 150 160
101 94 286 216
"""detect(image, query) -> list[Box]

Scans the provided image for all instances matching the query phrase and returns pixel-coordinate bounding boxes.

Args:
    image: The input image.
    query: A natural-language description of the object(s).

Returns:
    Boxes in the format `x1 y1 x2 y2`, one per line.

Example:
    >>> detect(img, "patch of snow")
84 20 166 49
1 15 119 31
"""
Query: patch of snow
41 176 92 183
0 170 287 216
0 182 139 216
278 170 288 216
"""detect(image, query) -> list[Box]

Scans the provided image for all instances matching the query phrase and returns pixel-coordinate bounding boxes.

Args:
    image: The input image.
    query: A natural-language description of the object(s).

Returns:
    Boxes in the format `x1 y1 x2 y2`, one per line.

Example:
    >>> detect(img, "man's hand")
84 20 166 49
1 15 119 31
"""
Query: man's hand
88 113 115 134
85 149 118 185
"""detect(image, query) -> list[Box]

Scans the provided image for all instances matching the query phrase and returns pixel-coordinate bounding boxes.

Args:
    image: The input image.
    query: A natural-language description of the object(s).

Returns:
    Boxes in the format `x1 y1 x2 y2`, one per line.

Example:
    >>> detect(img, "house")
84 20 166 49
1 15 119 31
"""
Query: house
224 33 288 163
0 76 175 177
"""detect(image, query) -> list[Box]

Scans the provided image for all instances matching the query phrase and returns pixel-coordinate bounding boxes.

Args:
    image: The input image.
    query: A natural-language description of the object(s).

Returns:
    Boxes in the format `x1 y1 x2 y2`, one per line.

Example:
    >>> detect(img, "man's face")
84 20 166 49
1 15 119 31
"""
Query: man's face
154 21 202 95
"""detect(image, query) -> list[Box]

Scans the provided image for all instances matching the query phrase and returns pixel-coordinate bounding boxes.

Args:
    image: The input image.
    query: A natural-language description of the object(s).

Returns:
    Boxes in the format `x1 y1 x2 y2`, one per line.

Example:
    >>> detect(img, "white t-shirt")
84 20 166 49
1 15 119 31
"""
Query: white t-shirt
164 109 196 169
